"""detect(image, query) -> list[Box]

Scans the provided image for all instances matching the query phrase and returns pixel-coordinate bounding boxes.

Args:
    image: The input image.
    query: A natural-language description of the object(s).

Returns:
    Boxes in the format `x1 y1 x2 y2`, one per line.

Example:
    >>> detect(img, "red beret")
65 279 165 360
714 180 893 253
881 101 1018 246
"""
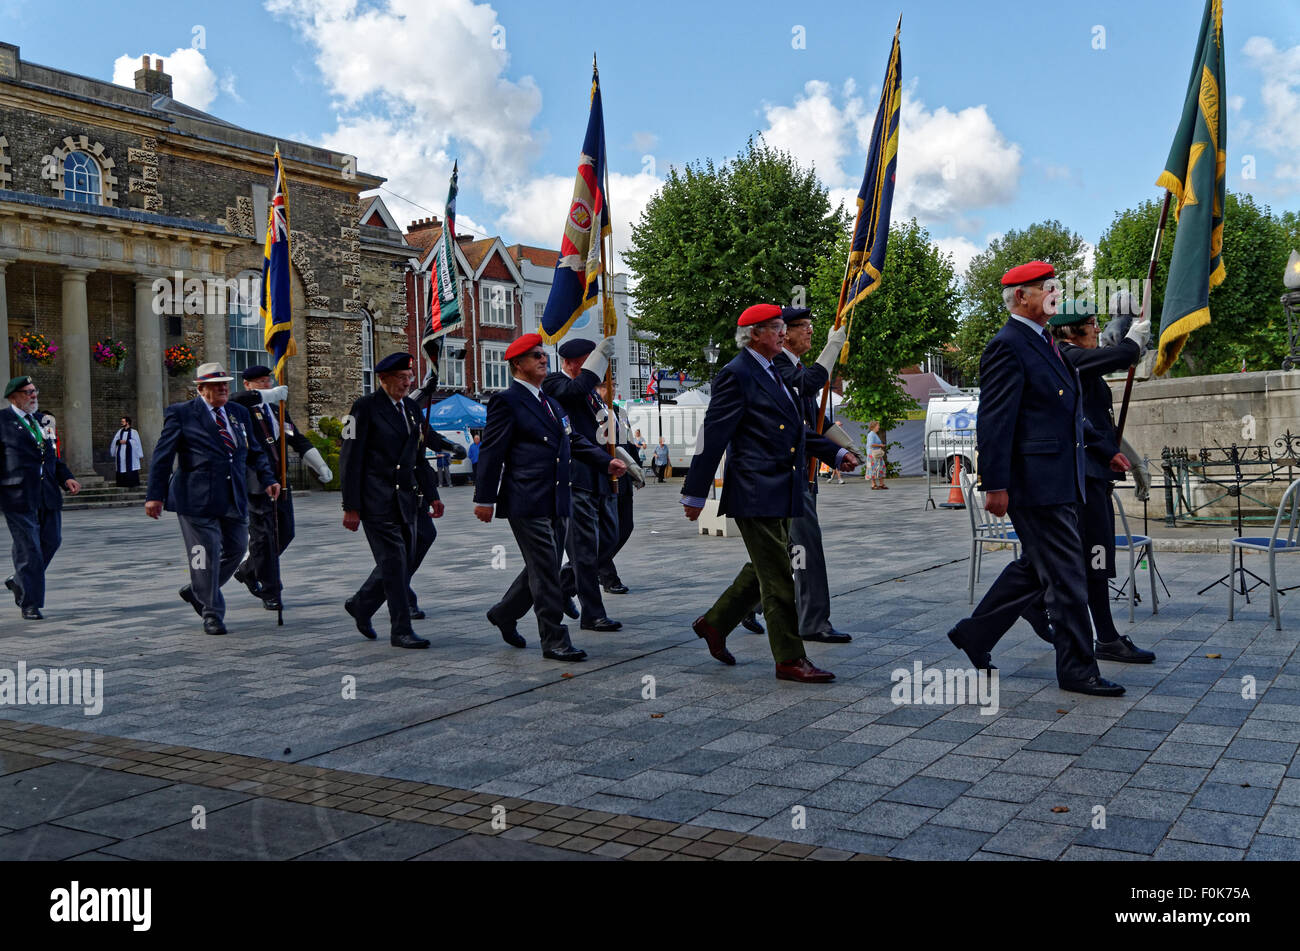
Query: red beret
504 333 544 361
1001 261 1056 287
738 303 782 327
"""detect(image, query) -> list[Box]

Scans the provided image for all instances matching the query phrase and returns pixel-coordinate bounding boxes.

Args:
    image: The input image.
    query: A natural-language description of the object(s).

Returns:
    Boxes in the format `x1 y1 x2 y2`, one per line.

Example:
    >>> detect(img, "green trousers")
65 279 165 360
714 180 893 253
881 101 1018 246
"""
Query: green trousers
703 517 805 665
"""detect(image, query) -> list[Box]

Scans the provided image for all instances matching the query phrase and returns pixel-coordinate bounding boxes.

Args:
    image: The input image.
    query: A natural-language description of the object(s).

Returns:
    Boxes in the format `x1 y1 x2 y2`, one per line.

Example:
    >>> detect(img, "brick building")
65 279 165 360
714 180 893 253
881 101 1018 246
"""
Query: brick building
0 42 410 476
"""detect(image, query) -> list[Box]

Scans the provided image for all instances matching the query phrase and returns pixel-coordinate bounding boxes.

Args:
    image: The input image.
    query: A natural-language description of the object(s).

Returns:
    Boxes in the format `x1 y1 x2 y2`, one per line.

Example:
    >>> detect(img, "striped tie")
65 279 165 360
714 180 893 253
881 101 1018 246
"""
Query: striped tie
214 408 236 454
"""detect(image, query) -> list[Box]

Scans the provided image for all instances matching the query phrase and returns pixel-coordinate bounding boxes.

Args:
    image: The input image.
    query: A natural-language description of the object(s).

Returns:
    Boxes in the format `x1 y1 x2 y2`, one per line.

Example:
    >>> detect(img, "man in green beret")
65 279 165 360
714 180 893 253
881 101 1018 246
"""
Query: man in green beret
1 376 81 620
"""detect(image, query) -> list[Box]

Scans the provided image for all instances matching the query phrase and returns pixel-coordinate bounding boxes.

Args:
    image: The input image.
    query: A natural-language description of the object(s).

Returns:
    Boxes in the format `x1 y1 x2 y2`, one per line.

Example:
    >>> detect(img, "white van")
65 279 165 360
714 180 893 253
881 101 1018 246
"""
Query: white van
425 428 475 485
923 389 980 481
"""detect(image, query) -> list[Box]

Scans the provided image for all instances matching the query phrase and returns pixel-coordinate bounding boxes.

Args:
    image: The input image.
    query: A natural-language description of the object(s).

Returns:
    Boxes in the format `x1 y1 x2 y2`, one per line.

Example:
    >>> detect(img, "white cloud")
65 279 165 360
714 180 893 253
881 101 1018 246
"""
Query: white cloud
1241 36 1300 194
112 48 218 110
761 80 864 186
631 131 659 153
933 231 1004 277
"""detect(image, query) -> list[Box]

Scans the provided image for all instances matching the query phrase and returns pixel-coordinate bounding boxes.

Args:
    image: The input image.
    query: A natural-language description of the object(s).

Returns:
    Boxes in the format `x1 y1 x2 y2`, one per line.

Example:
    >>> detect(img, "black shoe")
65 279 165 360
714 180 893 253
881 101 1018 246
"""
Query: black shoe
740 612 765 635
1095 636 1156 664
543 646 588 662
1060 675 1126 697
802 628 852 643
21 606 43 620
5 576 20 607
409 607 427 620
947 626 996 671
563 597 580 620
262 597 282 611
179 586 203 617
581 618 623 632
602 581 630 594
233 563 262 599
344 598 377 640
203 615 227 636
487 608 526 648
391 631 430 649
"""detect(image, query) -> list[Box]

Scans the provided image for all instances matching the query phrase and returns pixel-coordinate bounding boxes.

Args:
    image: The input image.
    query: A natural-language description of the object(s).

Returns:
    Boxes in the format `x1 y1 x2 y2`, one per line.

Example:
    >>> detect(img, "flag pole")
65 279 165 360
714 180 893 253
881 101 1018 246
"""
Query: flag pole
808 219 863 482
1115 189 1172 443
597 54 619 487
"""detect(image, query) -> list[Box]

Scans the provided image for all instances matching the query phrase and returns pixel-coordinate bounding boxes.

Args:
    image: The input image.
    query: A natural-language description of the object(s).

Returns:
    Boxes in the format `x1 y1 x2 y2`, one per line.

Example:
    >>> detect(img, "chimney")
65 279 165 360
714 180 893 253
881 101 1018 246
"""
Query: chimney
133 55 173 98
406 215 441 234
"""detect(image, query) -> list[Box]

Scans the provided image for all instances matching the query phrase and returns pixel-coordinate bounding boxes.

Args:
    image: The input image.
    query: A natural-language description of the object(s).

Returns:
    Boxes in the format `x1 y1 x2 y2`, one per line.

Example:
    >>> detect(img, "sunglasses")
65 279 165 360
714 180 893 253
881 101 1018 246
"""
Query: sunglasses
17 387 38 396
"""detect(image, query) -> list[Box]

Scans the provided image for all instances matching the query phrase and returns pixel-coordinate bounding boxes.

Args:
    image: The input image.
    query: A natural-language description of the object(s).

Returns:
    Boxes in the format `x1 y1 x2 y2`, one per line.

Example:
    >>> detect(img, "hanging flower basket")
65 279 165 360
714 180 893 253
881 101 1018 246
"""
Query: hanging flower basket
164 344 198 377
15 332 58 366
93 338 129 372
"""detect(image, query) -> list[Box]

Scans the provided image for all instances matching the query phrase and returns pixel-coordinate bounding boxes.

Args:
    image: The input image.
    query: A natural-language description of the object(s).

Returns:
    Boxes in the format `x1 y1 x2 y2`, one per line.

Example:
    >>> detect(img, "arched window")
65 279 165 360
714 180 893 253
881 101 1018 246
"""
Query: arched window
63 151 102 205
227 269 265 375
360 311 374 395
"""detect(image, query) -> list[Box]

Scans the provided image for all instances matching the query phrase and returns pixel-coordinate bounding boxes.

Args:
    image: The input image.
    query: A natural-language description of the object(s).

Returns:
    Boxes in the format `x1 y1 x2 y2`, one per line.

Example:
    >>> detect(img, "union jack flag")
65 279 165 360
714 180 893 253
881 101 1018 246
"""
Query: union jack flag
261 147 296 383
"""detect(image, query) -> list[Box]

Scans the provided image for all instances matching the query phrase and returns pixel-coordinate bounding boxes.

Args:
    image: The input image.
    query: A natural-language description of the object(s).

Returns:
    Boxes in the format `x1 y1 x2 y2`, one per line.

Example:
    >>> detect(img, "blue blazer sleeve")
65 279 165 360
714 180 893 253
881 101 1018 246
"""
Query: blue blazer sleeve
473 393 513 507
339 396 369 512
975 335 1022 493
682 366 744 500
145 404 183 503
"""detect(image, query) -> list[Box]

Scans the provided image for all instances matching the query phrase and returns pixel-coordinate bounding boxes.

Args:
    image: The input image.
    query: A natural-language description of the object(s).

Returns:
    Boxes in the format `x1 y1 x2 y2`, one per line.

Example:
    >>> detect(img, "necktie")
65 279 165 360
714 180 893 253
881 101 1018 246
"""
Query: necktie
19 413 43 445
1042 329 1065 365
214 408 236 454
539 395 556 422
769 365 797 409
394 399 409 433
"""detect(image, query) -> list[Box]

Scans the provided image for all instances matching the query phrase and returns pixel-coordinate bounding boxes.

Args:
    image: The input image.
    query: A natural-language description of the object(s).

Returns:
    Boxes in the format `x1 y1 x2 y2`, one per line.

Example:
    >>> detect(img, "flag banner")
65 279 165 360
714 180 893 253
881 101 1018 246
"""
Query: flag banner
541 62 611 343
1154 0 1226 376
423 163 463 356
261 147 297 383
840 22 901 323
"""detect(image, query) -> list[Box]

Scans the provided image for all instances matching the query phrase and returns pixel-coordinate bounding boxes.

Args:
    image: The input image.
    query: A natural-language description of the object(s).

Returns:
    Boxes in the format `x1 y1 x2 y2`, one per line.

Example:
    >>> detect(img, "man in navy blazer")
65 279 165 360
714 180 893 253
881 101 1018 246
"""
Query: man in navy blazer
946 262 1125 696
475 333 626 662
2 375 81 619
146 363 279 636
681 305 856 683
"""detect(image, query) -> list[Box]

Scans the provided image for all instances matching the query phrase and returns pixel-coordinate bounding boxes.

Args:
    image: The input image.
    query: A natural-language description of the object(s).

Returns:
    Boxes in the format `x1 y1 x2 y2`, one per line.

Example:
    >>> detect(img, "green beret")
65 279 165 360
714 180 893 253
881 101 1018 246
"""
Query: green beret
4 376 33 398
1048 301 1096 327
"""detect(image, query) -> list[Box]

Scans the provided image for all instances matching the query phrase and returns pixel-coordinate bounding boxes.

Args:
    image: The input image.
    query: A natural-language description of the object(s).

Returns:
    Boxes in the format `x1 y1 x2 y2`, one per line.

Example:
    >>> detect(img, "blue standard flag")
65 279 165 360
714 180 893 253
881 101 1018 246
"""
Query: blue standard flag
541 59 612 343
841 21 901 321
261 146 297 383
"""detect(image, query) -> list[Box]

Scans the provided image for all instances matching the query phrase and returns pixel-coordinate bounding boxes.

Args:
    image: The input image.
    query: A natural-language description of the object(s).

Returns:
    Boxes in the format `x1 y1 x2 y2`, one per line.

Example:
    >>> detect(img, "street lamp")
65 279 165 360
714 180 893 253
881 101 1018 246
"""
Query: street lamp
704 339 720 365
1282 250 1300 371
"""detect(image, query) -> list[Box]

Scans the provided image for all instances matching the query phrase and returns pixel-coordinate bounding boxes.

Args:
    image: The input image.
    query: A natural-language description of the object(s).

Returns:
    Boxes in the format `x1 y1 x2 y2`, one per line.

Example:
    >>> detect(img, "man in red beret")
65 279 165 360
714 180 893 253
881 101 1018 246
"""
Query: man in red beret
946 262 1126 696
473 333 626 662
681 305 857 683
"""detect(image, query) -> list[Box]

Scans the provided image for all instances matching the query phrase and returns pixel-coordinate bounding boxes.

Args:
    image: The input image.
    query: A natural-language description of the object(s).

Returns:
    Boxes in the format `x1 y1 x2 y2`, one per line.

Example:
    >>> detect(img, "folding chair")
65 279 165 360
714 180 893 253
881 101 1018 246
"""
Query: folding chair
1228 477 1300 630
963 472 1019 604
1114 502 1158 623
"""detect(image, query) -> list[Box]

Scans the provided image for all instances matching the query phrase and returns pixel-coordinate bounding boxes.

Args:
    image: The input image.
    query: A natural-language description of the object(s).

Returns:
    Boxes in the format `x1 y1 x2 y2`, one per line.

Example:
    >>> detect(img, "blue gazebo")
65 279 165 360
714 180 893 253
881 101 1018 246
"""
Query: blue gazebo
424 393 487 429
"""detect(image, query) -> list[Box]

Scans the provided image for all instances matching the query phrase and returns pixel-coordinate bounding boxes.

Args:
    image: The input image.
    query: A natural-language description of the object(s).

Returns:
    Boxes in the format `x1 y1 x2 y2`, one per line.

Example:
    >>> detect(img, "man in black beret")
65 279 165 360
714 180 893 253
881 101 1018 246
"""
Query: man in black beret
339 352 441 649
228 365 333 612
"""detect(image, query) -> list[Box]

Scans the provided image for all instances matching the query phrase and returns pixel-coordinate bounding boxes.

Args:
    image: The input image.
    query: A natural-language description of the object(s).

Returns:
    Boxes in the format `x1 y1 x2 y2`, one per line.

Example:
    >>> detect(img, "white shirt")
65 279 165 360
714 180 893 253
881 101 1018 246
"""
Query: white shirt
515 377 543 401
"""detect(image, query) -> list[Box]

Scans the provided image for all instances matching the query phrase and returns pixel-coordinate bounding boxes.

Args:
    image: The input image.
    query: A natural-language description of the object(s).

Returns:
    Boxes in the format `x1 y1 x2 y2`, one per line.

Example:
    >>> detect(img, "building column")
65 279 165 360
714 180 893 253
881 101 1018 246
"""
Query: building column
203 277 227 367
61 268 93 475
0 261 9 386
135 276 165 455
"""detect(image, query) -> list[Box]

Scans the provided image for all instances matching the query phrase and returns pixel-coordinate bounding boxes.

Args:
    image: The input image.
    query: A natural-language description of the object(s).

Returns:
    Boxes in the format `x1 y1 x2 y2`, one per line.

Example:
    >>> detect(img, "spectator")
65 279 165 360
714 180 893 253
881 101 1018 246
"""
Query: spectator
866 421 887 489
633 429 647 466
653 438 670 483
467 432 481 485
109 415 144 488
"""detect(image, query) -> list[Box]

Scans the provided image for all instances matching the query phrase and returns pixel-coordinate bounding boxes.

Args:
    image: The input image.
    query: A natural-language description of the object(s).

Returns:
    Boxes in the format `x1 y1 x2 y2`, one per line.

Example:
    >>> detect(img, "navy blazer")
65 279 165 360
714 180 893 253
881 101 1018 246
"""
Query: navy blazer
474 379 610 520
339 390 439 522
976 319 1088 507
1059 339 1140 484
682 350 842 518
0 408 75 515
542 368 613 496
775 350 834 491
146 397 276 519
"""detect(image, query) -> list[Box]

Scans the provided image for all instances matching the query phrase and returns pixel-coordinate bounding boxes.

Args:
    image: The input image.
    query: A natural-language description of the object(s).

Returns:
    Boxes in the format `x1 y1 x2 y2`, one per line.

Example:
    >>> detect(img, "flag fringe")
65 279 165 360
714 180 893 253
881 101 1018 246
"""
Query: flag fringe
1154 305 1211 377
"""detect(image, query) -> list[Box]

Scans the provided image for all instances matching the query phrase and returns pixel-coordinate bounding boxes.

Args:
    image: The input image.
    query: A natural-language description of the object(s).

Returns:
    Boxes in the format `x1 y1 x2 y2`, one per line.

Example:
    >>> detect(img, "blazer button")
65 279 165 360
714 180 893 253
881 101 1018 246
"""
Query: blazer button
779 424 785 430
1058 389 1063 396
789 447 795 453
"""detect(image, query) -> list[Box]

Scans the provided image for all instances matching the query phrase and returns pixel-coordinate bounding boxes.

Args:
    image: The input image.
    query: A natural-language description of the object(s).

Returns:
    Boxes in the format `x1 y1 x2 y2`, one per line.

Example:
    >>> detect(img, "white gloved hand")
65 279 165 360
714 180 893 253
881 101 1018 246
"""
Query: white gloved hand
303 447 332 484
260 385 289 405
822 423 854 451
615 447 646 488
815 325 849 376
582 337 615 379
1125 319 1151 350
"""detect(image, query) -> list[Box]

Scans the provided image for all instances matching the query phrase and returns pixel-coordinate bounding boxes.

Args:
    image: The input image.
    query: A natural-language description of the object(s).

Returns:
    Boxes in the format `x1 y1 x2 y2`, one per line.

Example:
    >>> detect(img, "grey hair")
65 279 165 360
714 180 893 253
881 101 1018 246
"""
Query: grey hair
736 319 780 349
1002 286 1019 313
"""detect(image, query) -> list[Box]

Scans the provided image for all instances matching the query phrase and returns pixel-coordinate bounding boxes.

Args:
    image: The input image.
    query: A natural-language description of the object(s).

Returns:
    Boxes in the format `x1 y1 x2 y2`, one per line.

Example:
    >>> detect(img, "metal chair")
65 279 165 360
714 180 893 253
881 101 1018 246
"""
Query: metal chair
1114 502 1158 623
1228 476 1300 630
962 472 1019 604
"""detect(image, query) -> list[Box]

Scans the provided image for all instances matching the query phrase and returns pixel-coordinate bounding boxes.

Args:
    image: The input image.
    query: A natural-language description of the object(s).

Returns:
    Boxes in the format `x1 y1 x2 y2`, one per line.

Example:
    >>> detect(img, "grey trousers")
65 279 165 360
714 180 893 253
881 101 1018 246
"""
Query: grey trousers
178 505 248 620
496 515 574 652
560 487 612 624
789 482 833 637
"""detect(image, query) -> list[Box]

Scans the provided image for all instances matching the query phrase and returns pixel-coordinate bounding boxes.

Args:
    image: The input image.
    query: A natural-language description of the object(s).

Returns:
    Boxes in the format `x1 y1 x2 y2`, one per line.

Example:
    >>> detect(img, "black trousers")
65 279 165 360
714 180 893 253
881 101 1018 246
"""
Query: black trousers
4 504 60 610
597 489 633 584
495 515 573 652
559 487 611 624
952 501 1100 686
406 511 436 610
245 487 295 595
353 513 416 639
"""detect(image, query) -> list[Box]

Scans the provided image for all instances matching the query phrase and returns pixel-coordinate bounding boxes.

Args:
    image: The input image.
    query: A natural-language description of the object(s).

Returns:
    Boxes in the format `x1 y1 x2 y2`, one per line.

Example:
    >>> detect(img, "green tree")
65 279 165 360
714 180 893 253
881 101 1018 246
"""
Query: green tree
807 218 960 429
1096 191 1296 375
951 220 1090 382
624 138 845 381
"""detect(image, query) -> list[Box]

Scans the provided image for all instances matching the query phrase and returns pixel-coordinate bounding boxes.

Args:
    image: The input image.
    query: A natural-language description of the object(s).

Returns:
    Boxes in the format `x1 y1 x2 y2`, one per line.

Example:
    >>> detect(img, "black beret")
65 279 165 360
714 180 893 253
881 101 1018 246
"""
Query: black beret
781 307 812 323
557 338 597 359
376 352 414 374
242 364 273 380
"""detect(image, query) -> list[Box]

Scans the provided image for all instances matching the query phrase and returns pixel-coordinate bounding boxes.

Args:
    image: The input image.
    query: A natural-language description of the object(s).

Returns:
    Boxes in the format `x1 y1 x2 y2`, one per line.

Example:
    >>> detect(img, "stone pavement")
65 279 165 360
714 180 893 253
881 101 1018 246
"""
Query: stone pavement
2 477 1299 860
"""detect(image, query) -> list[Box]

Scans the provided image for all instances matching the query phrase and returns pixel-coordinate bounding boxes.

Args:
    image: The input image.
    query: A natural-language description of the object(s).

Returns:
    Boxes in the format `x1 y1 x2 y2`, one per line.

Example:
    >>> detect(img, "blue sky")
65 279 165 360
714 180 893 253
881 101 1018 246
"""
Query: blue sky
3 0 1297 275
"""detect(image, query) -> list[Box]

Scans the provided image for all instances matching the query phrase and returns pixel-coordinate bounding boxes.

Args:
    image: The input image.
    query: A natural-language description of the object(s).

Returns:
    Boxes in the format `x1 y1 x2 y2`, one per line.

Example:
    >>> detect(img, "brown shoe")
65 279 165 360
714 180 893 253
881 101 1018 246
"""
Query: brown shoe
775 657 835 683
693 616 735 666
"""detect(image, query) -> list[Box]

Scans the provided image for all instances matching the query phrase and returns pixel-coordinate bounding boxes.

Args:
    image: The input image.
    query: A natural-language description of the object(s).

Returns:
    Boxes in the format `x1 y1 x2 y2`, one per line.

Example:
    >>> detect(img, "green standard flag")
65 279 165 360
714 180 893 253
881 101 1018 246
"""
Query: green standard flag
1154 0 1226 377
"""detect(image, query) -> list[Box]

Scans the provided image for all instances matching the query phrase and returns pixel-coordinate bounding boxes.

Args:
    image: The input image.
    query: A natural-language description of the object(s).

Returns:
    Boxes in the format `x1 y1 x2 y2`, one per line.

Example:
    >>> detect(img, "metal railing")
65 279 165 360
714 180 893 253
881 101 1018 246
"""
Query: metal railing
1158 433 1300 526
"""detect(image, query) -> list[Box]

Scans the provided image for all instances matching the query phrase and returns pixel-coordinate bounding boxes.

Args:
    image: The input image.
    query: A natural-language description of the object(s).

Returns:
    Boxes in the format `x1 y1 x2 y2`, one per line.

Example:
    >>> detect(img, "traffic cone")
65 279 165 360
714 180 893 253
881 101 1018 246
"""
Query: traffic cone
938 455 966 509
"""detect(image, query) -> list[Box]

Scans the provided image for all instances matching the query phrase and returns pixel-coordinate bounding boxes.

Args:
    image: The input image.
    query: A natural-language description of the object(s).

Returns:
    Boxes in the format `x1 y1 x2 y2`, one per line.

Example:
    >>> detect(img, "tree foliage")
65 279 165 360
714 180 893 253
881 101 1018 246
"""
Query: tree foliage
1095 191 1296 376
951 221 1090 383
807 218 960 429
624 138 845 382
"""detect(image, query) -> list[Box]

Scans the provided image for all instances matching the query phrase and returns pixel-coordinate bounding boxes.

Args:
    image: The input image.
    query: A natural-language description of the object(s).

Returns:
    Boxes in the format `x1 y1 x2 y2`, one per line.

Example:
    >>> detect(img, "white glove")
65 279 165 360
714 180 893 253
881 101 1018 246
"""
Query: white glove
615 447 646 488
822 423 854 451
815 325 849 376
1125 319 1151 350
303 447 332 484
582 337 616 379
260 385 289 405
